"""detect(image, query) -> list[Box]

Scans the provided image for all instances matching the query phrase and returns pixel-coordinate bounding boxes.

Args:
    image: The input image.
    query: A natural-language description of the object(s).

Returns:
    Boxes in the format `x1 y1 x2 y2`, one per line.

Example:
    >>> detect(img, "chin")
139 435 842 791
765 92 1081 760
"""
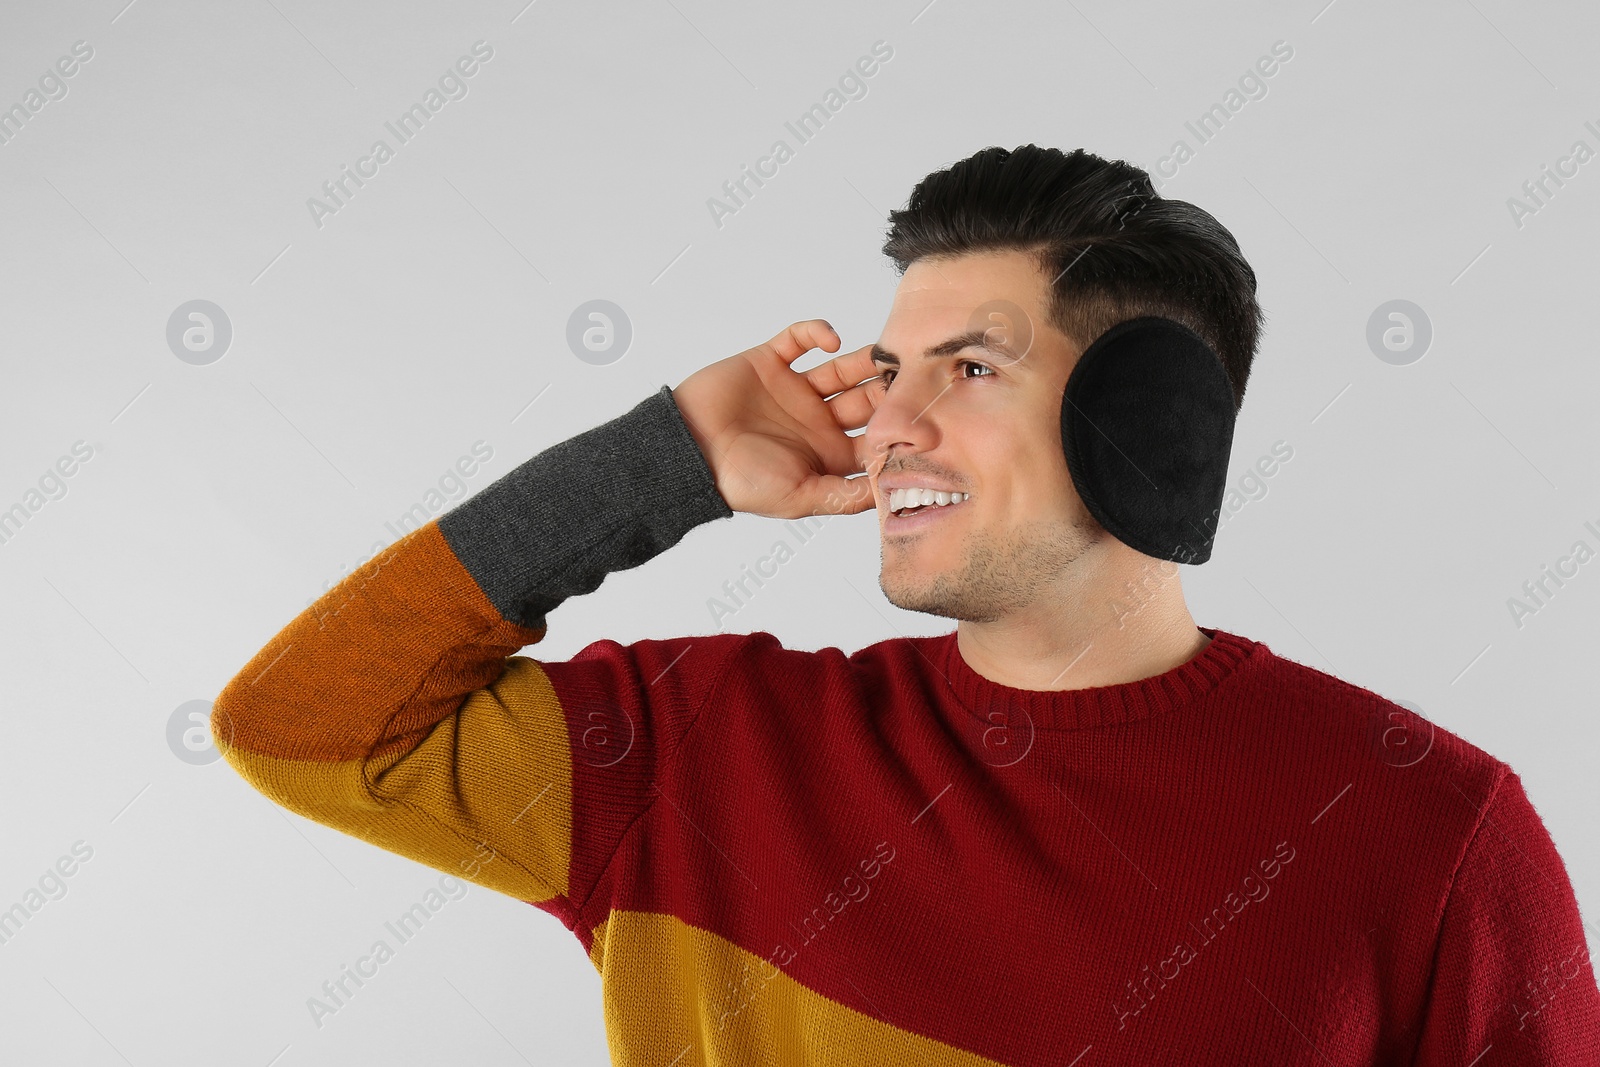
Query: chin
879 568 953 614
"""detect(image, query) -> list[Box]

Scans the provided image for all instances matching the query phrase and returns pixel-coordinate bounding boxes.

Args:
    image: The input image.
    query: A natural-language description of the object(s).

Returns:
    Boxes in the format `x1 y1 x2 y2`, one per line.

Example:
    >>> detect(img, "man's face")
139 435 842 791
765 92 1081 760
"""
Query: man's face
865 250 1106 622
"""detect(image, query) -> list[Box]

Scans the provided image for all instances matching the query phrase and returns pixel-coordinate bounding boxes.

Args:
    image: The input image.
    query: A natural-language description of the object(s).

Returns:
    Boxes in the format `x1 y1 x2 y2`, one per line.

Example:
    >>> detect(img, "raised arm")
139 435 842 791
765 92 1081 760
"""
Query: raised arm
211 321 879 915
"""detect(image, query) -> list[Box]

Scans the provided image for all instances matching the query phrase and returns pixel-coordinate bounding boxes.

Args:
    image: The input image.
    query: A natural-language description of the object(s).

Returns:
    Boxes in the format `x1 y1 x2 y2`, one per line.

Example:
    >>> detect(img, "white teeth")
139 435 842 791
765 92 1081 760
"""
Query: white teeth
888 487 970 514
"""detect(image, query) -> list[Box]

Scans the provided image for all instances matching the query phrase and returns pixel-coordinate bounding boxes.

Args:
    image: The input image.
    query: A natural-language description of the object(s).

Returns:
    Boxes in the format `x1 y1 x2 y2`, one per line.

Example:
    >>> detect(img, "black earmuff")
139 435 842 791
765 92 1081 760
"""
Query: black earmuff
1059 316 1238 565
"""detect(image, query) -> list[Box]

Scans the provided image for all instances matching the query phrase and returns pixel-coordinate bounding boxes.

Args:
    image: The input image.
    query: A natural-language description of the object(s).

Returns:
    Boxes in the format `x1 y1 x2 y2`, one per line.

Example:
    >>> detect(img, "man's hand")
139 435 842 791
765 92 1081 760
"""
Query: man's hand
672 320 882 520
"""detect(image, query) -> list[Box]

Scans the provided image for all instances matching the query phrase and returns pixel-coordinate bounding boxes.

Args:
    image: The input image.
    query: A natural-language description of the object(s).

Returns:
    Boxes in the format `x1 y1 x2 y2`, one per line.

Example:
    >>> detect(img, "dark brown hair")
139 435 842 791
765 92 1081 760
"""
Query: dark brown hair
882 145 1264 410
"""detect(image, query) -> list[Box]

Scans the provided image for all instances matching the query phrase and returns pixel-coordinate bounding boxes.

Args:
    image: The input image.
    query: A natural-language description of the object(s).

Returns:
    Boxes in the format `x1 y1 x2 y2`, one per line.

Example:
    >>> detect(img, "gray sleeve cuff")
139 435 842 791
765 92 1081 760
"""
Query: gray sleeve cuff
437 384 734 629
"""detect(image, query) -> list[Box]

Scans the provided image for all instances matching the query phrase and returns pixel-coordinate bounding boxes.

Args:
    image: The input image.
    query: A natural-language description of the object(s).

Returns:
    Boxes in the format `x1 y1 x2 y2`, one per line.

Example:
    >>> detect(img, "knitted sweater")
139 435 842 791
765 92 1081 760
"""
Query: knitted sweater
214 385 1600 1065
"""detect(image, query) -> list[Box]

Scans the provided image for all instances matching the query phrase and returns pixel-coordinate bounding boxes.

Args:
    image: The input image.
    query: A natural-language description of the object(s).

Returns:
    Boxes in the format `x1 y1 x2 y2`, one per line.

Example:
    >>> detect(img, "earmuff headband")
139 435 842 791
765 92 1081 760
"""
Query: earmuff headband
1059 316 1237 565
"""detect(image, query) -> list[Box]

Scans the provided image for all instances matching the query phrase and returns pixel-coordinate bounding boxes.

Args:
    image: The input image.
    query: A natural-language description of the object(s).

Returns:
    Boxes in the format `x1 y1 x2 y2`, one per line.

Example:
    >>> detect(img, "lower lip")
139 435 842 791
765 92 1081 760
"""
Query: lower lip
884 498 970 533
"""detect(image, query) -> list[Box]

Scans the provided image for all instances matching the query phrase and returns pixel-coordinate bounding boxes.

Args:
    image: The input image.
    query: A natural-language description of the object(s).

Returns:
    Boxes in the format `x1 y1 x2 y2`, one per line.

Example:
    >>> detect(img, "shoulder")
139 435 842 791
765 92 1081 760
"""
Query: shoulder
1224 637 1550 956
1221 634 1515 892
1235 634 1510 787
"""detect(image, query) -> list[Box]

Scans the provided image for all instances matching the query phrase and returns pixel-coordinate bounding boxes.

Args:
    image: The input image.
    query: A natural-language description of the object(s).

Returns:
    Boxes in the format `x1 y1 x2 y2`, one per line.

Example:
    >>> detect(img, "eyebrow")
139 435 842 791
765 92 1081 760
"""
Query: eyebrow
870 330 1027 369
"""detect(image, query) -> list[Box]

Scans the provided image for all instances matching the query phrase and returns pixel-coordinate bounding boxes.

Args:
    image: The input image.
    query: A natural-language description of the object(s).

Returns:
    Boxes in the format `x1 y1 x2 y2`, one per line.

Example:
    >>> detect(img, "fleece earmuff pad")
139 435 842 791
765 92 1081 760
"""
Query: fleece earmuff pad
1060 316 1237 565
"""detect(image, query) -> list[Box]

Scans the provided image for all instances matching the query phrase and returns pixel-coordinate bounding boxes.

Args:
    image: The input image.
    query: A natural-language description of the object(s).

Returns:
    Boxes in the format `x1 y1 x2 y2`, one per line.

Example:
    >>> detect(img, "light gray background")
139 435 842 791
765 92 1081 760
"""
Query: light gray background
2 0 1596 1062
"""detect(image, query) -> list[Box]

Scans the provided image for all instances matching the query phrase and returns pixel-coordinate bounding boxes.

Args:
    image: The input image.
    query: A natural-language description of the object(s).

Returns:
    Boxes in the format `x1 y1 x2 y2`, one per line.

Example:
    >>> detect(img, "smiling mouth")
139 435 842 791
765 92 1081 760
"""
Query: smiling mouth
891 501 966 518
884 496 974 532
886 488 972 517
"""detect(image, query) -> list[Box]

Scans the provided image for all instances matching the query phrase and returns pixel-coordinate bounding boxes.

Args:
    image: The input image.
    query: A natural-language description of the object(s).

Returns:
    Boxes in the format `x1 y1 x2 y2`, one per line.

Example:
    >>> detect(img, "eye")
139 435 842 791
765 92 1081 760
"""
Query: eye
876 360 993 391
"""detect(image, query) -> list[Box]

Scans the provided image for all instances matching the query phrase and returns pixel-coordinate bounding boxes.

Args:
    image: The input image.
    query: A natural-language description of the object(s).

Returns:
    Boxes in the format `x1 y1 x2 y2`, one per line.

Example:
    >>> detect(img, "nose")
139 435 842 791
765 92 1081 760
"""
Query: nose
863 374 945 480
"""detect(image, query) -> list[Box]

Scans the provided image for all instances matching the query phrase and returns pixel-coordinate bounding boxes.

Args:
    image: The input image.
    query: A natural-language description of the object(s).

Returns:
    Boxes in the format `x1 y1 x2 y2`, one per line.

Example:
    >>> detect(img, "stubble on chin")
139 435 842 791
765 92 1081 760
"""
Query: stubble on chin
878 519 1103 622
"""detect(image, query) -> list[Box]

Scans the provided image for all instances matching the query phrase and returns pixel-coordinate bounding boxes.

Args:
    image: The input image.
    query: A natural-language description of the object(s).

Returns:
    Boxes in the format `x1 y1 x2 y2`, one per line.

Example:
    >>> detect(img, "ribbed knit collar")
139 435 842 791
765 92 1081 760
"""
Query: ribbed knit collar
938 625 1259 732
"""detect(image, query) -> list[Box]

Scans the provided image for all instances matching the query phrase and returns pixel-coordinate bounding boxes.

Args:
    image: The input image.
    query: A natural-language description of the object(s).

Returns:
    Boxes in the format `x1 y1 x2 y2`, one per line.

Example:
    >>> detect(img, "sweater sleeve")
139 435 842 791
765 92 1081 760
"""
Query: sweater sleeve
211 385 738 914
1410 768 1600 1065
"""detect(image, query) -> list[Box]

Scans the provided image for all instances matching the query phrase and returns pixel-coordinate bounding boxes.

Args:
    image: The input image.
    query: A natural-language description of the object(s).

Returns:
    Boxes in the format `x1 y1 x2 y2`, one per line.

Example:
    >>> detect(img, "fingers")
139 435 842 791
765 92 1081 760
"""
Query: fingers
765 322 879 403
821 377 879 434
766 320 883 440
765 320 841 366
802 341 879 399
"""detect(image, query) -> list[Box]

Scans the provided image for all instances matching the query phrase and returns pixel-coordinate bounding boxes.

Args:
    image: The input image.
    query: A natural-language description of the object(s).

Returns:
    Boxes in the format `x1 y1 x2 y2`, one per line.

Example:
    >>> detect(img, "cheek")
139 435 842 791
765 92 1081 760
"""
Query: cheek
1031 455 1090 518
983 447 1073 517
1023 424 1073 489
1035 469 1078 511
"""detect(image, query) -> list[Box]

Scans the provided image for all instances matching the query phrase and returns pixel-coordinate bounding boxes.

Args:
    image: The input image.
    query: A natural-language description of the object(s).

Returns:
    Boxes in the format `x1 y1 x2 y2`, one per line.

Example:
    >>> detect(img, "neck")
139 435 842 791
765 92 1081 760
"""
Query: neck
955 544 1210 692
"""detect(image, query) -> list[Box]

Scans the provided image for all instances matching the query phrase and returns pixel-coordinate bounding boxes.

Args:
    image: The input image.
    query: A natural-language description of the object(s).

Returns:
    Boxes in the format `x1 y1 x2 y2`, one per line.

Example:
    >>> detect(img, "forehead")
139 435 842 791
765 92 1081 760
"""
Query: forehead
888 251 1049 315
879 251 1061 367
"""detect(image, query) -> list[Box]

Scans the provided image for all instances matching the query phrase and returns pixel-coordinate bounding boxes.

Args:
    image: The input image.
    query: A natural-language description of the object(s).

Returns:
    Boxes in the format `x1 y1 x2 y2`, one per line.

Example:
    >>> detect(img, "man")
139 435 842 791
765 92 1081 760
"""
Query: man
214 145 1598 1064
